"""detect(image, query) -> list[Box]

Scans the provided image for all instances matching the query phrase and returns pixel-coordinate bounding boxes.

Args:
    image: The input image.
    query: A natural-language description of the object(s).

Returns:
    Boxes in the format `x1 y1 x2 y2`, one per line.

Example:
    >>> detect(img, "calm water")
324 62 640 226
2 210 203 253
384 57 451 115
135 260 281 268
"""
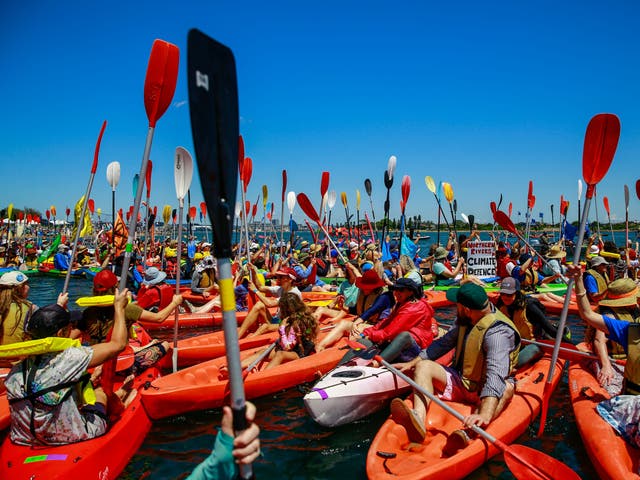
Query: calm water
15 272 603 479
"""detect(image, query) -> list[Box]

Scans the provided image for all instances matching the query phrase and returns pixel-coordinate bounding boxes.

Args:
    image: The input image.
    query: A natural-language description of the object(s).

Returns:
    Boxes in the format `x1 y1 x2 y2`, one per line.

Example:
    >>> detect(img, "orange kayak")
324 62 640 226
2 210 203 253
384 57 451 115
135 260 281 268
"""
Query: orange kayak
366 354 565 480
0 394 8 432
0 367 159 479
568 361 640 480
141 337 350 420
422 290 452 309
138 308 275 331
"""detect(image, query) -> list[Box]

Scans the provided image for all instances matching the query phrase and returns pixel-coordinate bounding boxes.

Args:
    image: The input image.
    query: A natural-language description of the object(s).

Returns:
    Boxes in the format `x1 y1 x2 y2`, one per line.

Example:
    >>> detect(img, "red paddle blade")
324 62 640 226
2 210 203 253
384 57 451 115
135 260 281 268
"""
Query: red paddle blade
244 200 250 216
603 196 610 216
530 195 536 210
200 201 207 216
536 381 555 437
527 180 533 204
146 159 153 198
88 199 95 215
282 169 287 201
401 175 411 205
508 202 513 218
91 120 107 173
297 193 320 223
490 201 497 215
251 203 258 217
636 179 640 200
320 171 330 198
238 136 245 181
582 113 620 197
144 39 180 128
242 157 253 192
505 444 581 480
189 206 197 220
494 210 518 236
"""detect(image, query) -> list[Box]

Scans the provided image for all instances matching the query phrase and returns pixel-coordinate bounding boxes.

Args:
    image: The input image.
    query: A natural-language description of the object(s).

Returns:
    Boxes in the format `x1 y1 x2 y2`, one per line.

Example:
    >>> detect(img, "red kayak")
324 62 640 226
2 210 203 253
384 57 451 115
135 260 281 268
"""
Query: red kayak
138 308 275 331
0 367 159 479
141 337 350 420
569 361 640 480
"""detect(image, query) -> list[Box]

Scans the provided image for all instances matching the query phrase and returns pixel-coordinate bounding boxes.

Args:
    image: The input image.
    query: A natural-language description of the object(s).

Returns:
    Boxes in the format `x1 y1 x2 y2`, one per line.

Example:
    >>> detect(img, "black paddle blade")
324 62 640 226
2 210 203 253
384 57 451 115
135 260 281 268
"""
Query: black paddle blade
187 29 239 259
468 214 474 230
364 178 372 197
384 170 393 189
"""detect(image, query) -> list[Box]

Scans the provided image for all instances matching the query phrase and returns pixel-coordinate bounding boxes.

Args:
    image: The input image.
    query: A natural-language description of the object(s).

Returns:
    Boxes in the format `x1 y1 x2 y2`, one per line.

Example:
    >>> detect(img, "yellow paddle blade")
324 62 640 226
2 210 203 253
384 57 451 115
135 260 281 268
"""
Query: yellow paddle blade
443 182 454 203
262 184 268 208
7 203 13 221
425 176 436 194
162 204 172 224
341 191 348 207
50 205 57 217
356 189 361 209
305 299 334 307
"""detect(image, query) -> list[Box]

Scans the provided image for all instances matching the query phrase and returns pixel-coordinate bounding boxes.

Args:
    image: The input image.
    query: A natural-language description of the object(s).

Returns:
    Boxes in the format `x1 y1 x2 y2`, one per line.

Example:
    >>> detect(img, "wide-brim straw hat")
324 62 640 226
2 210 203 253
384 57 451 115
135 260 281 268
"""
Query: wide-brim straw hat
599 278 640 307
546 245 566 259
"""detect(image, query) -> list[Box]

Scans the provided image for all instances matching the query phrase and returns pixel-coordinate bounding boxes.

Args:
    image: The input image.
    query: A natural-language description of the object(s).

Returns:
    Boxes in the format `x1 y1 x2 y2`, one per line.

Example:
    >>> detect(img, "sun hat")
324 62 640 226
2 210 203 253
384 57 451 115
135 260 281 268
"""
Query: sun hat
389 277 423 299
349 241 359 250
94 269 118 293
196 255 217 273
143 267 167 286
499 277 520 295
599 278 640 307
446 283 489 310
0 271 29 287
26 304 71 339
434 247 448 260
590 256 608 267
546 245 566 260
589 245 600 255
355 269 386 293
275 267 297 280
298 252 310 263
310 244 322 253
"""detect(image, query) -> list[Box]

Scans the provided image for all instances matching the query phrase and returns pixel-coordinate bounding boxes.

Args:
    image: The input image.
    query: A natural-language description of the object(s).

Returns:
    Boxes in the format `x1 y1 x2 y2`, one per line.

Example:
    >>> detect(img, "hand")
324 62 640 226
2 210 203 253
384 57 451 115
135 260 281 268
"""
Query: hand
598 364 615 387
463 412 491 429
565 264 582 280
202 291 210 299
172 294 183 306
114 288 129 309
220 402 261 465
394 357 420 373
56 292 69 308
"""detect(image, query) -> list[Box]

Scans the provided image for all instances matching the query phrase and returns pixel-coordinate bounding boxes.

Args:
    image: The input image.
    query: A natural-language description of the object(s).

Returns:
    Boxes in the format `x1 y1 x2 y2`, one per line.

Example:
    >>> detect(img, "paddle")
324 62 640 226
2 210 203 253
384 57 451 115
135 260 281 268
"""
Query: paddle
372 354 580 480
355 189 361 245
577 179 583 228
240 155 253 262
63 120 107 294
320 171 330 217
243 341 277 377
143 160 153 266
399 175 411 254
297 192 347 262
603 196 615 246
327 190 336 232
537 113 620 438
550 204 555 243
625 185 630 255
262 184 268 241
381 156 396 251
280 169 287 251
425 175 450 246
171 147 193 373
187 29 253 479
364 178 377 241
107 161 121 248
443 182 459 258
341 192 351 242
118 39 179 292
636 179 640 201
287 191 296 254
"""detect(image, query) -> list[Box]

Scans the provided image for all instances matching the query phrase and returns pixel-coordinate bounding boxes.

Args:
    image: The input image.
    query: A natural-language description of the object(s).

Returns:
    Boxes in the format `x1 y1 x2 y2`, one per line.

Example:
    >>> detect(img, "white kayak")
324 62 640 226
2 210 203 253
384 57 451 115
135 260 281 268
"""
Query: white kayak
304 364 410 427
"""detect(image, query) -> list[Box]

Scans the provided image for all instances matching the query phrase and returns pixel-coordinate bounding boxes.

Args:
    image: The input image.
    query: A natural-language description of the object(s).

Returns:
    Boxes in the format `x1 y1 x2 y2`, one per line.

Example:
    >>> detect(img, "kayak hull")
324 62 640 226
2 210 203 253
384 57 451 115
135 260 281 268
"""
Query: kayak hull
568 361 640 480
366 354 565 480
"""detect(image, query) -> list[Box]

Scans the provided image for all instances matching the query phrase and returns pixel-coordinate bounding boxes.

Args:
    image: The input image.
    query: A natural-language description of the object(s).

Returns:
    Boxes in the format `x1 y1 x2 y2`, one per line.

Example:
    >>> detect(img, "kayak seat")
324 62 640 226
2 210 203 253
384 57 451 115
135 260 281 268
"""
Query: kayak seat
332 370 364 379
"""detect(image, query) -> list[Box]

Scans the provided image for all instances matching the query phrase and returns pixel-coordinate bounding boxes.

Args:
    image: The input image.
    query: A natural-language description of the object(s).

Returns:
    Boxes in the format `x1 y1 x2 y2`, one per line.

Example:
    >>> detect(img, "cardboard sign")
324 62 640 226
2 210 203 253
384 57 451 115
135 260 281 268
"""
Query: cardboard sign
467 241 496 279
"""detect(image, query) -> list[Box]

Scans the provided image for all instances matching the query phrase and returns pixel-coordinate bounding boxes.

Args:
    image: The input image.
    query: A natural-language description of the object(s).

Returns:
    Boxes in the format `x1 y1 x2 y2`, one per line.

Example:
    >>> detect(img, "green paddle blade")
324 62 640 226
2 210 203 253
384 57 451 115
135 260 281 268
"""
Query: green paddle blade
187 29 239 259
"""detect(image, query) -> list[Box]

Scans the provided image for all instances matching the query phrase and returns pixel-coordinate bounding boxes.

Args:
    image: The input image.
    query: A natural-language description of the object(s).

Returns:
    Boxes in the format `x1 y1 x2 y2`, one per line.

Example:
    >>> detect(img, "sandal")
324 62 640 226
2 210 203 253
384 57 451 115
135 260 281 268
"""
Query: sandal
390 398 426 443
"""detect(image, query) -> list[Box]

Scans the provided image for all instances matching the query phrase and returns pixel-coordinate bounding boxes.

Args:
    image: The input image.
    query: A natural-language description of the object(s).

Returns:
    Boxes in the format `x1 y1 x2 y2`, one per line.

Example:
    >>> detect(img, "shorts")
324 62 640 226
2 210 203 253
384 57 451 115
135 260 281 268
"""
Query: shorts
81 402 108 436
437 366 480 404
270 316 281 325
123 342 167 376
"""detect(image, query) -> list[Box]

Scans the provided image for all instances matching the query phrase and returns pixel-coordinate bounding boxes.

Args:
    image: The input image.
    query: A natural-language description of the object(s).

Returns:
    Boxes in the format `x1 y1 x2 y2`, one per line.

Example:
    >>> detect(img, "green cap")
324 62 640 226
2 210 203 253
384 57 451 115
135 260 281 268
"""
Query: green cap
445 283 489 310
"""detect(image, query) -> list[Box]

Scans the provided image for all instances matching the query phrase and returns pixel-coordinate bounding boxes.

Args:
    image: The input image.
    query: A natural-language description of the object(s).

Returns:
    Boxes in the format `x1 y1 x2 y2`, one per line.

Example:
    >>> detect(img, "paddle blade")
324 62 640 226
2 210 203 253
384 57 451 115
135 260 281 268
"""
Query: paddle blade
327 190 336 209
468 214 474 229
583 113 620 197
91 120 107 174
262 185 268 209
494 210 518 235
144 39 180 128
200 201 207 218
320 171 330 198
297 193 320 223
364 178 372 197
162 205 171 224
384 170 393 189
106 161 121 190
187 29 238 258
497 193 503 210
189 206 197 220
238 135 245 180
505 444 581 480
603 196 610 216
251 203 257 218
356 189 361 210
242 157 253 193
65 207 70 217
287 191 296 214
460 213 468 224
625 184 630 209
424 175 436 194
578 179 583 200
281 169 287 201
401 175 411 206
508 202 513 218
443 182 454 203
88 199 95 215
636 179 640 201
234 201 241 217
146 159 153 198
340 191 348 208
132 174 139 199
490 201 497 215
387 155 396 181
50 205 56 217
245 201 250 216
527 180 533 204
174 147 194 201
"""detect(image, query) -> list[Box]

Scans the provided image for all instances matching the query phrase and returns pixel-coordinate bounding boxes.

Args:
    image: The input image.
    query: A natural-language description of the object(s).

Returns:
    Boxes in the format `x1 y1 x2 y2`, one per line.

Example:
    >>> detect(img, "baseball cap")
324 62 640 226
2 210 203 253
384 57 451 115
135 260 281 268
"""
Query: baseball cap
0 271 29 287
499 277 520 295
445 283 489 310
94 269 118 293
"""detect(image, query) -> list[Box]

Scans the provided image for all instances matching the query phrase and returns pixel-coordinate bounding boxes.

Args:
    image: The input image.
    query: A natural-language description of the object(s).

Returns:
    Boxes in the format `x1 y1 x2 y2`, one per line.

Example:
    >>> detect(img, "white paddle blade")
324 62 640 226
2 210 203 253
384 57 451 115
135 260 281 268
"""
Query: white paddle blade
234 201 242 217
174 147 194 200
461 213 469 224
625 184 630 209
327 190 337 209
425 175 436 194
106 161 121 190
387 155 397 181
287 191 296 214
578 179 583 200
321 192 328 214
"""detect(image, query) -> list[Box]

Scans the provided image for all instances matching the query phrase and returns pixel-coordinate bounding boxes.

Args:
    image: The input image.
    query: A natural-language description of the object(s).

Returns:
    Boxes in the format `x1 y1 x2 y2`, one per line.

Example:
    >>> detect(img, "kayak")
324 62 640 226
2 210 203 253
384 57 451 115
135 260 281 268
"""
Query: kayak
0 394 8 431
485 290 589 316
568 361 640 480
366 354 565 480
305 349 455 428
138 307 277 331
0 367 159 480
422 290 451 308
140 337 351 420
37 266 86 278
433 281 568 296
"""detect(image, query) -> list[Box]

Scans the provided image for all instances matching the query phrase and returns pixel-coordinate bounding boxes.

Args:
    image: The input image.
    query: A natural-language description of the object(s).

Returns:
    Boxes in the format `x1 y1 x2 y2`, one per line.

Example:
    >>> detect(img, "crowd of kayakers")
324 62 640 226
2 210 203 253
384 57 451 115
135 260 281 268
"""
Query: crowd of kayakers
1 225 640 478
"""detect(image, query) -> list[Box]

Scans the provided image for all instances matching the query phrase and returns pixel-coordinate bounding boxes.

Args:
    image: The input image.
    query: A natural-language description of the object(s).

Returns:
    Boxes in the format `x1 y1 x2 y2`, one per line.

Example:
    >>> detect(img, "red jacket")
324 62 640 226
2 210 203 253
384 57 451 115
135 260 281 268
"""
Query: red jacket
363 297 434 348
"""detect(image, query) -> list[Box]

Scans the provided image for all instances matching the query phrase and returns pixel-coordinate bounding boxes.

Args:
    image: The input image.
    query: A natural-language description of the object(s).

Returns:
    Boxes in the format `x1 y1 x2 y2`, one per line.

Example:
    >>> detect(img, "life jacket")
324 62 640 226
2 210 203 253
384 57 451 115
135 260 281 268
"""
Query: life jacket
520 268 539 292
585 269 609 298
498 302 535 340
356 291 379 318
600 306 640 359
1 301 31 347
453 310 520 393
296 264 317 288
623 323 640 395
137 283 174 310
199 270 216 289
496 255 510 278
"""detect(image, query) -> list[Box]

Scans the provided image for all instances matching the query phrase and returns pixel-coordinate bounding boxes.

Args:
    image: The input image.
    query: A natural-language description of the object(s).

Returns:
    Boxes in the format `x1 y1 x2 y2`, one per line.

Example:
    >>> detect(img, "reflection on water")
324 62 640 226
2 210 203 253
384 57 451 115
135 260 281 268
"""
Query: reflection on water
27 278 600 479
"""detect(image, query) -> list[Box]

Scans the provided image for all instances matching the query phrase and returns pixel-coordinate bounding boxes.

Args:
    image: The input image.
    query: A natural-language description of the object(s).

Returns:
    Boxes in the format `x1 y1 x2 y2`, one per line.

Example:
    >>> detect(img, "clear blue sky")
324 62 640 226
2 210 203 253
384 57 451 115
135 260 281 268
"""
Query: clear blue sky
1 0 639 227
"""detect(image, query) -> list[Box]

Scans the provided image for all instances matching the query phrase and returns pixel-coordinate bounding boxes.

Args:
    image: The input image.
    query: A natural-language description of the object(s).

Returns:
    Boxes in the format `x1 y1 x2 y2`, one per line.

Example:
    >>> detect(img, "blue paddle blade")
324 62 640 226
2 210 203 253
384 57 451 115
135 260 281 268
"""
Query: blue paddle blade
289 219 298 232
132 174 139 199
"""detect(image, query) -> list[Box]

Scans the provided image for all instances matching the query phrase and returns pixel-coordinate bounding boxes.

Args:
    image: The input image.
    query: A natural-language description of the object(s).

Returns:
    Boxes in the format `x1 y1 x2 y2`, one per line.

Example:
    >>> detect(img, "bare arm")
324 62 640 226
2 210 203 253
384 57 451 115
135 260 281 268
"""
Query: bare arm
89 288 129 367
138 294 183 323
565 265 609 334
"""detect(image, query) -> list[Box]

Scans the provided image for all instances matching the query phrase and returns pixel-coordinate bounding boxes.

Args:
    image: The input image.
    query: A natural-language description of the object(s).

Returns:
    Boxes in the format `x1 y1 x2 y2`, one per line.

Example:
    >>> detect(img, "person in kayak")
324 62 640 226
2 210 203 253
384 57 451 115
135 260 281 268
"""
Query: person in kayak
493 277 571 367
567 263 640 449
0 271 35 347
4 290 131 446
584 255 611 303
312 261 361 322
53 244 71 271
186 401 261 480
135 267 175 312
539 244 567 283
391 283 520 455
190 255 219 299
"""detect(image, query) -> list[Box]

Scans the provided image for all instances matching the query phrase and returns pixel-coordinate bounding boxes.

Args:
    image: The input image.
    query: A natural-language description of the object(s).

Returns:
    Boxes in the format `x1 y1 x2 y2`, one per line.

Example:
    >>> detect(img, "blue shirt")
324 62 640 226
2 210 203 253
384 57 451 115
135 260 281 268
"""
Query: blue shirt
603 315 629 352
584 273 599 296
360 291 394 322
186 429 236 480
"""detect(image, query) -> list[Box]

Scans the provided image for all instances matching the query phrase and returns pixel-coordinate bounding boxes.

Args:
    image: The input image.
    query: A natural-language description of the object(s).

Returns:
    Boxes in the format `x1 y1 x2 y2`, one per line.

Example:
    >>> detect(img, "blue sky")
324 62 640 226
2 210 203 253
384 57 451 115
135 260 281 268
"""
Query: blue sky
1 1 639 227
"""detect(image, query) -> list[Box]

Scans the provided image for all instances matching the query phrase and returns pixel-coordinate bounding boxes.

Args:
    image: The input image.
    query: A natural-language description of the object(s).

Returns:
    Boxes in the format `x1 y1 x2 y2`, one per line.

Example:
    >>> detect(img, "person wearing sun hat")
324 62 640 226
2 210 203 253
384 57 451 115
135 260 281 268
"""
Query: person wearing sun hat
540 244 567 283
389 282 520 455
584 255 611 303
0 271 34 346
567 263 640 449
135 267 174 312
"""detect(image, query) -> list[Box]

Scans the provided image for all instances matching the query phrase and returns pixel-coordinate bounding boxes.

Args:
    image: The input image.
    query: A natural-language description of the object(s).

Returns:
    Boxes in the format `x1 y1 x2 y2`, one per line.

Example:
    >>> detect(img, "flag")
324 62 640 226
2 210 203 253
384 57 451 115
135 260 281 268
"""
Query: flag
562 220 577 241
37 234 61 263
112 210 128 255
72 196 93 239
400 233 418 258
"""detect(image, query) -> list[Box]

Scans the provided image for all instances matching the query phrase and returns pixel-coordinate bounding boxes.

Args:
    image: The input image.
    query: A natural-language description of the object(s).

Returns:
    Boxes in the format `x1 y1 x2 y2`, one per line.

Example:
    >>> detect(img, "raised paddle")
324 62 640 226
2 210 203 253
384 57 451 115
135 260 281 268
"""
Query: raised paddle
261 184 268 240
143 159 153 266
297 192 347 263
443 182 459 258
106 161 121 248
118 39 179 292
577 179 583 228
636 179 640 201
171 146 193 373
625 184 630 254
364 178 377 240
398 175 411 254
381 156 396 251
603 196 615 246
326 190 336 231
425 175 450 246
287 191 296 255
341 192 351 241
187 28 253 479
537 113 620 438
371 354 580 480
63 120 106 294
355 189 361 244
320 171 330 217
280 169 287 250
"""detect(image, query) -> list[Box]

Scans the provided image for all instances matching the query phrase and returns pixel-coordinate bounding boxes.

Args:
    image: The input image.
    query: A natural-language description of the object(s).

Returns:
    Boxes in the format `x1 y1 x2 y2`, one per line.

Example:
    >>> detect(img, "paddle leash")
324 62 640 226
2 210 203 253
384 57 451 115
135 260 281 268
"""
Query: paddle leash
188 29 254 479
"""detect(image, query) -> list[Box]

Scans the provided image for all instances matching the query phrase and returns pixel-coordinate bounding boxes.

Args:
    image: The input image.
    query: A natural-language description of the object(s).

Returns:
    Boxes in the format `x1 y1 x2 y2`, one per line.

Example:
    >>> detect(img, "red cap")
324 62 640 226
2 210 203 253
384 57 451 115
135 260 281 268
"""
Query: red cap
94 269 118 293
275 267 297 280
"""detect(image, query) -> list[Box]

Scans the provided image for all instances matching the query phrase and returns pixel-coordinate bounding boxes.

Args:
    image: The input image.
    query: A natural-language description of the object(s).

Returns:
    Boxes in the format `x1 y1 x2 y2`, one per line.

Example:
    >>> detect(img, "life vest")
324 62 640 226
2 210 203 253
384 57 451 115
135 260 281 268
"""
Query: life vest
585 269 609 297
356 291 379 318
601 306 640 359
453 310 520 393
137 283 174 310
496 256 510 278
520 269 539 291
623 324 640 395
199 270 216 289
498 302 535 340
1 301 31 347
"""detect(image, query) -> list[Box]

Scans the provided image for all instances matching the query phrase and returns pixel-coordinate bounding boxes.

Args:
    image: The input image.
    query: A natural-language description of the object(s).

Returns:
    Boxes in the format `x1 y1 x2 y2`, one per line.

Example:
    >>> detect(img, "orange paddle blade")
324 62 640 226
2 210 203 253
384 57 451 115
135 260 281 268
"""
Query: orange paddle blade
582 113 620 197
144 39 180 128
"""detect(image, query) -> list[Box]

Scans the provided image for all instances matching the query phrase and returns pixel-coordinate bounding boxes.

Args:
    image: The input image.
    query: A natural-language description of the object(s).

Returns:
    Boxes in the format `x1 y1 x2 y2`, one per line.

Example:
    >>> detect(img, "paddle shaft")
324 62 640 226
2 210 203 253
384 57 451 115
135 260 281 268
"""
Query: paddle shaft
244 341 277 375
111 190 116 250
172 200 185 373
